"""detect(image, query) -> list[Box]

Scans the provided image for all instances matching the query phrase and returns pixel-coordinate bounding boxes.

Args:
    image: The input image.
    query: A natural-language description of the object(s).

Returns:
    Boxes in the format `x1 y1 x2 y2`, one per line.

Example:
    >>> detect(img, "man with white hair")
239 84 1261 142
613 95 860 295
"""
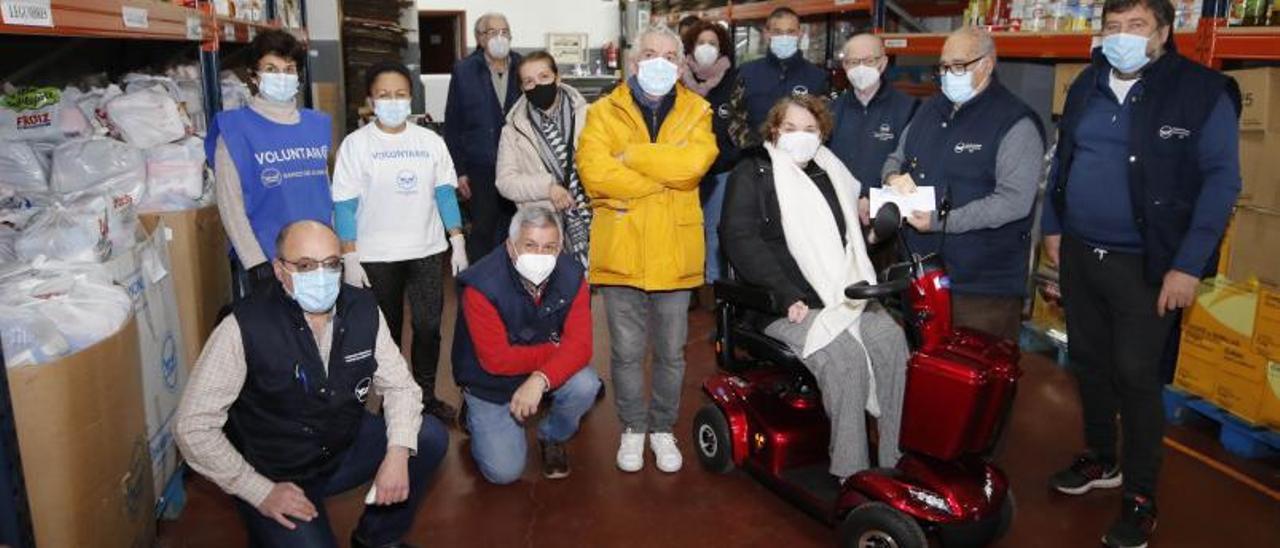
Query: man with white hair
880 26 1045 341
577 25 717 474
444 12 522 262
828 33 919 225
451 206 599 484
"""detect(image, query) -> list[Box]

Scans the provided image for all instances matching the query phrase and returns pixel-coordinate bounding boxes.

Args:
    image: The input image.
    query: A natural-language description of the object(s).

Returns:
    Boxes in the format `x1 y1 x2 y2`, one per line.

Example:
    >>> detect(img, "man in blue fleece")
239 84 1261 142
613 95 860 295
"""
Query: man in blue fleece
1040 1 1241 546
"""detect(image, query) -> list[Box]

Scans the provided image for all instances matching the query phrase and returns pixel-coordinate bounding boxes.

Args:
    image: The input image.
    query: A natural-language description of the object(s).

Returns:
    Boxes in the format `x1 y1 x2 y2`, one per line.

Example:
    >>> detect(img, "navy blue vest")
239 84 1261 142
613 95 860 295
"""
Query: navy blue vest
739 52 830 133
452 247 585 404
829 82 920 193
225 281 380 483
901 80 1044 297
1052 49 1241 283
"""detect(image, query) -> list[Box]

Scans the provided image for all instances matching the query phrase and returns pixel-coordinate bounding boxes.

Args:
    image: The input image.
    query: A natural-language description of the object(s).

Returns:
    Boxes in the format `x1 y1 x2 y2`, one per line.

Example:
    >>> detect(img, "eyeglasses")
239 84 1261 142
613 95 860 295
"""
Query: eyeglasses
936 56 984 76
480 28 511 38
843 55 883 68
279 256 342 273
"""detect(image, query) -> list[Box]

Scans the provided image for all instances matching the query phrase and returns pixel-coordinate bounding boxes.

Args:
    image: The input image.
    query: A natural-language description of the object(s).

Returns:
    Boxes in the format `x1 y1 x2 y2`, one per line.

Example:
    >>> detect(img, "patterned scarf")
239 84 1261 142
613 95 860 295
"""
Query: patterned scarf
528 87 591 268
681 55 731 97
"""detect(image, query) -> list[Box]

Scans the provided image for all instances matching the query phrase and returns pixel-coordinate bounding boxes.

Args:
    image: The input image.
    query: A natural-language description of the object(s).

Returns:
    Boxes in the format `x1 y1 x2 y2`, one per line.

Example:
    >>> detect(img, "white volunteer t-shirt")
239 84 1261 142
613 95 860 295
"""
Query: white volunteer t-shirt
332 123 457 262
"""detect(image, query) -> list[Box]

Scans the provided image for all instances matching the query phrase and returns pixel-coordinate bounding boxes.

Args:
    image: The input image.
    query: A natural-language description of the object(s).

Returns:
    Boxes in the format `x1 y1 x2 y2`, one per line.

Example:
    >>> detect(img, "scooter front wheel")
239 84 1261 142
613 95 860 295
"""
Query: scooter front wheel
692 403 734 474
838 502 927 548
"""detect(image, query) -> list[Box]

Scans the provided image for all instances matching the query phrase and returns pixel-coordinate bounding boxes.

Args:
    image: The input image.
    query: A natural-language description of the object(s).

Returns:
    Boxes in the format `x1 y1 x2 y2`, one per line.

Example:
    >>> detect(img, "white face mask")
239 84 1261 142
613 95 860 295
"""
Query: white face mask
776 130 822 164
847 65 881 92
515 252 557 285
487 35 511 58
693 43 719 67
636 57 679 97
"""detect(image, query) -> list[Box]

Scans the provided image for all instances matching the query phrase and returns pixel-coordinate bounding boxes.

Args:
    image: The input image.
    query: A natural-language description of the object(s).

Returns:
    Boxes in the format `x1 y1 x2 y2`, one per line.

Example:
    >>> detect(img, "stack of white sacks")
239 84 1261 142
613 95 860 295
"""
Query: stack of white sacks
0 65 211 367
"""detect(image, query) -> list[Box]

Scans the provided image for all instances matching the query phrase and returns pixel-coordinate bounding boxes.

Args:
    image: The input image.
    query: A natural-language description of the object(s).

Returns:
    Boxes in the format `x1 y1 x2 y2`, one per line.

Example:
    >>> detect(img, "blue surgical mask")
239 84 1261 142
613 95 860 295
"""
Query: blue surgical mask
941 70 977 104
290 269 341 313
770 35 800 60
259 72 299 103
1102 33 1151 74
374 98 411 128
636 58 679 97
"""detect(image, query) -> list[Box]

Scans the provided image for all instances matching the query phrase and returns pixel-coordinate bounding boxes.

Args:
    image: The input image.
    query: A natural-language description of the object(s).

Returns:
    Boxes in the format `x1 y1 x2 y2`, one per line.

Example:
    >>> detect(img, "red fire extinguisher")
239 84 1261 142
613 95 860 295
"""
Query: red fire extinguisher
604 41 619 71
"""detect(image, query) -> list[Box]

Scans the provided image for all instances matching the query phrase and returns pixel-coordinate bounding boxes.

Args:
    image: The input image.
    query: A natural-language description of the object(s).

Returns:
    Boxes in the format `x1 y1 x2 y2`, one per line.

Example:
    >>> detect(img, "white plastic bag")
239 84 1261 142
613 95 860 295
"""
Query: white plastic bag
106 88 189 148
15 201 110 263
72 84 122 135
0 266 131 364
0 139 50 191
141 137 206 212
29 274 132 349
220 72 252 111
50 137 145 194
0 305 72 367
0 86 90 143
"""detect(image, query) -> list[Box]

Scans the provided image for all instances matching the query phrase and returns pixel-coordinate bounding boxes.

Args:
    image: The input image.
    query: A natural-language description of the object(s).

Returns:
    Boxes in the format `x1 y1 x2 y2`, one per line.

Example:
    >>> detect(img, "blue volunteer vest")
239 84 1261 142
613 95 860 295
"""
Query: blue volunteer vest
900 80 1044 297
451 247 585 404
209 107 334 261
225 281 379 484
829 82 920 193
739 52 830 133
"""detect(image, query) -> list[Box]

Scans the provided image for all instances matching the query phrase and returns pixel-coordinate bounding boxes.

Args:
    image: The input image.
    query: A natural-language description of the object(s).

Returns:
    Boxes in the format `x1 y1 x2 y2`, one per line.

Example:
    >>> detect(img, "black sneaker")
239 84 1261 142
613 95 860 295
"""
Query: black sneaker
424 399 458 425
1049 453 1122 495
1102 494 1158 548
352 532 418 548
540 439 571 479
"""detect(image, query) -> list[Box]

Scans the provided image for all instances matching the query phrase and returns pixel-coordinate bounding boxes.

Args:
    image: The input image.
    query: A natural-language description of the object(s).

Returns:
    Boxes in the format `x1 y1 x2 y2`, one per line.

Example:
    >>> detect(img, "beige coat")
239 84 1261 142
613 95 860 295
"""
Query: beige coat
496 84 590 211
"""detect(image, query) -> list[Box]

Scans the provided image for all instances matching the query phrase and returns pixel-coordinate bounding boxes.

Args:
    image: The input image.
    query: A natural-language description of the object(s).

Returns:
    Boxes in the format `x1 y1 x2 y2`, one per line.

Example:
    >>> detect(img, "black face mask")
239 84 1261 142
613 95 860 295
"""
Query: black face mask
525 82 558 111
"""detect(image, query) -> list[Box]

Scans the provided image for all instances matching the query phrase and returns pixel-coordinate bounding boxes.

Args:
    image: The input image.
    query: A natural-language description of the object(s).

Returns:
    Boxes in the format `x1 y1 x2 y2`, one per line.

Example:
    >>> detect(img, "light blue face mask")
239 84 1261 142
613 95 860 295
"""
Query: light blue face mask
770 35 800 59
259 72 299 103
941 70 977 104
290 269 341 313
636 58 679 97
1102 33 1151 74
374 99 411 128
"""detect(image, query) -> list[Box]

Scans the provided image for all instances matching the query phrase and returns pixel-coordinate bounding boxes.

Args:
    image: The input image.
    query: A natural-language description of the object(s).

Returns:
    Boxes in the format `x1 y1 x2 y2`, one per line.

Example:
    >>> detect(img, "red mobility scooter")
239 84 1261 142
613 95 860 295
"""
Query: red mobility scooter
693 203 1020 547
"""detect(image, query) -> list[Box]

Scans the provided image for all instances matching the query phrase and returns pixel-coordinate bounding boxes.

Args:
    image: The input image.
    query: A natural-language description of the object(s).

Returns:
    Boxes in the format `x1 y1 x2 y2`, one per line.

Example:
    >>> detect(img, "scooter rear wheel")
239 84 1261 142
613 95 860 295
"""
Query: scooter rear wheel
839 502 927 548
692 404 734 474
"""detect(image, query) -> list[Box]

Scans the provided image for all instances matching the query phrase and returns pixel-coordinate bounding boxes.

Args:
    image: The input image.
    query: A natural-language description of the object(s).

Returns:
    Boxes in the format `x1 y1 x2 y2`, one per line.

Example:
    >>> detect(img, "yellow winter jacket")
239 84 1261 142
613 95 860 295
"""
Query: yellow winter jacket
577 82 718 291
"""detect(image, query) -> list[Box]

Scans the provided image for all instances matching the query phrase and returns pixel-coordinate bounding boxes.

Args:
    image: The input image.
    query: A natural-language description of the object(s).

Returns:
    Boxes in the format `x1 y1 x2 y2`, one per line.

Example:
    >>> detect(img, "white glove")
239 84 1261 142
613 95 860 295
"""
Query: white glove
449 234 468 275
343 252 369 287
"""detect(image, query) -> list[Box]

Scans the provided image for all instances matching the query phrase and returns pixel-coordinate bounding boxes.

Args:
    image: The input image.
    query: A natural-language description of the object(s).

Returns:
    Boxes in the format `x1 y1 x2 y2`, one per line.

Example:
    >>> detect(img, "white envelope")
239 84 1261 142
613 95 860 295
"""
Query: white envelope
870 186 937 219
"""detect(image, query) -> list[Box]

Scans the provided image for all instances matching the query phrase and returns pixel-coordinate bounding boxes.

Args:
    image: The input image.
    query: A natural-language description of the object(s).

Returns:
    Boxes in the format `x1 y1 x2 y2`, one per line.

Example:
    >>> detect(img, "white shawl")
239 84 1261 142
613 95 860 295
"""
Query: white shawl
766 142 882 415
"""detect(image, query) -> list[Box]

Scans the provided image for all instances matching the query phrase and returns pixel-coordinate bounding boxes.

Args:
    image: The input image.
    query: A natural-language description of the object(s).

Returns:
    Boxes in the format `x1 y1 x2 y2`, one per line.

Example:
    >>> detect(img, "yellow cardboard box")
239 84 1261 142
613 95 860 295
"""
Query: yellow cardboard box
1227 67 1280 132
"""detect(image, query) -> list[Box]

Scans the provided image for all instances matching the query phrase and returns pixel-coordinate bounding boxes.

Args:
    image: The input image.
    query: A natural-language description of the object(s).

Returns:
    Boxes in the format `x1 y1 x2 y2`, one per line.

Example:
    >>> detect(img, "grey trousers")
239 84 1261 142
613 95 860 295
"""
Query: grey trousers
765 305 909 478
600 286 692 433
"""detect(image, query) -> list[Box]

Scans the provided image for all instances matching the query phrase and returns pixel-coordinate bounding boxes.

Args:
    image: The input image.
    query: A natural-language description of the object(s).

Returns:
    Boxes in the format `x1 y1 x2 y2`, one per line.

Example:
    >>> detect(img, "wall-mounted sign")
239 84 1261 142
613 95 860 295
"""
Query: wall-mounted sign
547 32 588 65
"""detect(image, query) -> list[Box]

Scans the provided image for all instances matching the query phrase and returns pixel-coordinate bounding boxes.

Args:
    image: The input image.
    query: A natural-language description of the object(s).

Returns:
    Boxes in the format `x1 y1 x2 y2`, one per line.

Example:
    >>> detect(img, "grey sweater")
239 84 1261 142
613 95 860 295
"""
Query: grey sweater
213 96 301 268
880 117 1043 234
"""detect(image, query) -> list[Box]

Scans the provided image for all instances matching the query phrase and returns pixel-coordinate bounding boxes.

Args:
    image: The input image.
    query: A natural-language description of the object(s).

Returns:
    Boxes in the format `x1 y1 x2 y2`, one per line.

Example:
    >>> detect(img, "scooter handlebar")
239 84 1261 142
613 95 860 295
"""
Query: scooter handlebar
844 279 910 301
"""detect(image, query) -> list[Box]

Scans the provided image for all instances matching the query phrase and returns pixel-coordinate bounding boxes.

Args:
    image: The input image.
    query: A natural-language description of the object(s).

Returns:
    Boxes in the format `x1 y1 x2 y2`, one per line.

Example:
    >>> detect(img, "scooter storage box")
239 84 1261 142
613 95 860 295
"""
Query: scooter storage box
899 329 1021 460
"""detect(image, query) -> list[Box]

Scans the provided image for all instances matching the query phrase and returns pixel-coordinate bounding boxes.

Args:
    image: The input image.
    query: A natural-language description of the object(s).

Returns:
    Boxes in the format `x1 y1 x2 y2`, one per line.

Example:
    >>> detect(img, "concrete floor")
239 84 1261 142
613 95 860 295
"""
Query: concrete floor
159 293 1280 547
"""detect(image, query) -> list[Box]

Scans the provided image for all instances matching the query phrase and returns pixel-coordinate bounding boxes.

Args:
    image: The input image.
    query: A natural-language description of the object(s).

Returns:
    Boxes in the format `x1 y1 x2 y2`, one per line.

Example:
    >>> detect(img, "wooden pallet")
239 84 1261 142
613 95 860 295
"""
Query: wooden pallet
1164 388 1280 460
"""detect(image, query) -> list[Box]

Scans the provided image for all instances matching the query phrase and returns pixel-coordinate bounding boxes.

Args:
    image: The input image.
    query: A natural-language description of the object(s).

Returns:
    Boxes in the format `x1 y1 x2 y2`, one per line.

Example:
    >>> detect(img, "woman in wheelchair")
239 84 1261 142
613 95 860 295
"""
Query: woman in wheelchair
719 94 909 482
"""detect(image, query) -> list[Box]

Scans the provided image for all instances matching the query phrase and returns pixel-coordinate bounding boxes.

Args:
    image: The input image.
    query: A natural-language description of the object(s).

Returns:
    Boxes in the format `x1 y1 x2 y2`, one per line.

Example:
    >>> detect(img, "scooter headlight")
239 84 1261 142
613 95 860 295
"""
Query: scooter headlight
907 486 954 515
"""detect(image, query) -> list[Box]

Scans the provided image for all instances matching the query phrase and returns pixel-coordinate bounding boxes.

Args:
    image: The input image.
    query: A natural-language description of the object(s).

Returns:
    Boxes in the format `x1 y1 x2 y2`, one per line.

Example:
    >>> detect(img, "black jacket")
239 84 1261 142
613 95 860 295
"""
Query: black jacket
719 147 839 309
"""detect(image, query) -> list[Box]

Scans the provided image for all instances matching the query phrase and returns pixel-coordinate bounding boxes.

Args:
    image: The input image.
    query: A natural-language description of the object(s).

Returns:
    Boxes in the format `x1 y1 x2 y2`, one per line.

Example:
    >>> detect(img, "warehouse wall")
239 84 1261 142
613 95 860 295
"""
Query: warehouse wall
415 0 622 52
305 0 345 147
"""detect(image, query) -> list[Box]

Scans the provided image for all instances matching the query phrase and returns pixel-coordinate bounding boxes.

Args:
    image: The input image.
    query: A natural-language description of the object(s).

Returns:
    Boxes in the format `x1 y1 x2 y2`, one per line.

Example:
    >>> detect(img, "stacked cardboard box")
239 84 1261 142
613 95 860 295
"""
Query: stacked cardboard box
1230 67 1280 212
1052 63 1089 116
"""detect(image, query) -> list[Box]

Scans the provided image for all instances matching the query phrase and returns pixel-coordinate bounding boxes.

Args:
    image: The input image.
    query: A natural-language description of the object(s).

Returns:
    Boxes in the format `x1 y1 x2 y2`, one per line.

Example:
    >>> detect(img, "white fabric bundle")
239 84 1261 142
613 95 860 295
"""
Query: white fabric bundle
106 87 189 148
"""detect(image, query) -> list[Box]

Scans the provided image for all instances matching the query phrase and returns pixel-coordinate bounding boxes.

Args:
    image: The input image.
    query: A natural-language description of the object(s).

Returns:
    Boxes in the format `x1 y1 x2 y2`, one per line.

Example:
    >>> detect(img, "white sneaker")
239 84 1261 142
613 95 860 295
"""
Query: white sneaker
617 430 645 472
649 432 683 473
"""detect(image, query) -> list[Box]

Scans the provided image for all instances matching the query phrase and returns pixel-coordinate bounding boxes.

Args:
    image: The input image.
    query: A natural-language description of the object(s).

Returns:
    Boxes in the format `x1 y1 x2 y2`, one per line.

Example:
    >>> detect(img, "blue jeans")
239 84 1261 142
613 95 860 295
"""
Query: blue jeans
464 367 601 485
232 412 448 547
702 171 729 283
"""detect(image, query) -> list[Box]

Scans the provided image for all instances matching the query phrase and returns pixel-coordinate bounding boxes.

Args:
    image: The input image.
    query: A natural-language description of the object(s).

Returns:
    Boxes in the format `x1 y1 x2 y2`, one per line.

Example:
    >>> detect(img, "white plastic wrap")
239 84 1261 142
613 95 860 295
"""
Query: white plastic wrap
14 201 110 263
106 87 189 148
141 136 206 212
0 139 50 191
71 84 122 135
0 86 90 143
49 137 145 194
0 305 72 367
0 262 131 366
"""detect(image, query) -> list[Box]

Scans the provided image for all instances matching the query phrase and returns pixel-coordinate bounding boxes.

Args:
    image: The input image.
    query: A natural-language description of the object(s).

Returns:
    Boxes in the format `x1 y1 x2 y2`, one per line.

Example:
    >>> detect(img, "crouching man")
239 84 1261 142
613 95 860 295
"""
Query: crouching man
453 206 600 483
174 220 447 548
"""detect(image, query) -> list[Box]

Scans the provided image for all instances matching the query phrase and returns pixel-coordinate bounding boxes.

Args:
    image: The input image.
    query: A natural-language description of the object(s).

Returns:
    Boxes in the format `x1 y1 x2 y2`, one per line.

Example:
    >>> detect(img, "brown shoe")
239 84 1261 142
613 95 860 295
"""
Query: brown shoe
424 399 458 425
540 439 571 479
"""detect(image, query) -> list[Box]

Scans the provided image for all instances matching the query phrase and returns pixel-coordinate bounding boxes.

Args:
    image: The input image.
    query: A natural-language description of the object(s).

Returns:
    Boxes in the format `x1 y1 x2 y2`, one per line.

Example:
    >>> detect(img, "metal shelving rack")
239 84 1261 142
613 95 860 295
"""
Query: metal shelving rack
0 1 309 545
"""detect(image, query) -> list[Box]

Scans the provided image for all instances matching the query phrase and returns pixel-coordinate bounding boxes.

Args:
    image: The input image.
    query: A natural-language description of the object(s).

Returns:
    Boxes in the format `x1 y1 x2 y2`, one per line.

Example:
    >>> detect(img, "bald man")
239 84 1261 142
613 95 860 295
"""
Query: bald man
881 27 1045 341
828 33 919 225
174 220 447 548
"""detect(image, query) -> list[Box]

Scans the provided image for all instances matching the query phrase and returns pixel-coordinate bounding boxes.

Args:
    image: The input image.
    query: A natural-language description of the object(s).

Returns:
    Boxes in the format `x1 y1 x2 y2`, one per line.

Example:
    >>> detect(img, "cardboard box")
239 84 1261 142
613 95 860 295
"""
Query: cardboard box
1227 67 1280 132
1225 207 1280 287
140 206 231 368
1236 131 1280 211
7 316 156 548
1052 63 1089 116
1255 288 1280 362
